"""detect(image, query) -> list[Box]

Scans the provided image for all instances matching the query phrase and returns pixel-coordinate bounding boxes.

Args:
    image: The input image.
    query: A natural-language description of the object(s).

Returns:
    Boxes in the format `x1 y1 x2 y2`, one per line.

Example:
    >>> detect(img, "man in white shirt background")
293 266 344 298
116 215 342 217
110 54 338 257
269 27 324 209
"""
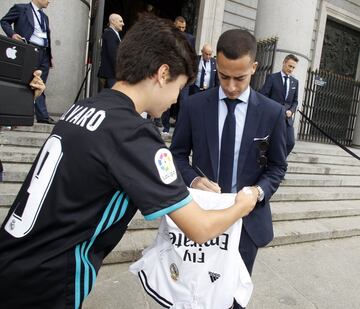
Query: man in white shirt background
1 0 55 124
189 43 218 95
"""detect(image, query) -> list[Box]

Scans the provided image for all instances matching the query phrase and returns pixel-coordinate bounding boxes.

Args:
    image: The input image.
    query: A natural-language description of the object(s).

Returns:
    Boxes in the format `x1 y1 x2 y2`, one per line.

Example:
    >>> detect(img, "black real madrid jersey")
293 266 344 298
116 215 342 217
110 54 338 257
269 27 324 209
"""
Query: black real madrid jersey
0 89 191 309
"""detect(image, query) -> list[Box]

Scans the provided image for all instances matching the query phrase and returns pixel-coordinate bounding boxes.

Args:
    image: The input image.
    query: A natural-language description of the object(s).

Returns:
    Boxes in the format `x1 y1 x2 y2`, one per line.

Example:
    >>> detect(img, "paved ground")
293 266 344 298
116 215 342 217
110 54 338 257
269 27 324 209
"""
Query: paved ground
83 236 360 309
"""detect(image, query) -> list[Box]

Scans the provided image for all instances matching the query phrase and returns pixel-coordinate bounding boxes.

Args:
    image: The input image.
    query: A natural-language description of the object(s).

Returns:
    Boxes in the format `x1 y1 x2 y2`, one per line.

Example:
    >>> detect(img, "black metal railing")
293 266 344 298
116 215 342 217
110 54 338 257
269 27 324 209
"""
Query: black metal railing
299 69 360 145
251 37 277 91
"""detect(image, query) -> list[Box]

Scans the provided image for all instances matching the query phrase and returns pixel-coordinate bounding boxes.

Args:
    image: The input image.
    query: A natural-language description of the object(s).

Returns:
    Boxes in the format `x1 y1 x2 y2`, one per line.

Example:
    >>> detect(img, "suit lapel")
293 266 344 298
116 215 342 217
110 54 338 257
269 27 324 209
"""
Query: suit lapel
236 90 261 182
276 72 286 100
209 59 215 87
204 88 219 179
288 76 296 96
26 3 35 28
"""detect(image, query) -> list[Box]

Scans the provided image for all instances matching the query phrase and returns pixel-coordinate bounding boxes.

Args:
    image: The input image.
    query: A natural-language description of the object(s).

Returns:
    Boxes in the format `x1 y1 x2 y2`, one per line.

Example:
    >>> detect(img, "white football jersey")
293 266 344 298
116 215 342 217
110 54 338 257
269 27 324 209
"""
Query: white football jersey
130 188 253 308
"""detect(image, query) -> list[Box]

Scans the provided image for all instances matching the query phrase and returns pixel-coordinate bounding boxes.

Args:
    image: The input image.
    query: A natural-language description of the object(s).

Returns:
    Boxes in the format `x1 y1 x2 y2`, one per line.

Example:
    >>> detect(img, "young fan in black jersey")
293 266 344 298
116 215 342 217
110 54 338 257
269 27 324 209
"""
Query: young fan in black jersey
0 15 258 309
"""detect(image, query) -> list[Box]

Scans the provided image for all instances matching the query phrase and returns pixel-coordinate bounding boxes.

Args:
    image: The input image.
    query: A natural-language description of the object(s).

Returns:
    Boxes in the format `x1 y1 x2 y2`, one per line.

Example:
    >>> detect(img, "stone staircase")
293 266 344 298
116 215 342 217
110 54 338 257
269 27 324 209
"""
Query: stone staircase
1 124 360 265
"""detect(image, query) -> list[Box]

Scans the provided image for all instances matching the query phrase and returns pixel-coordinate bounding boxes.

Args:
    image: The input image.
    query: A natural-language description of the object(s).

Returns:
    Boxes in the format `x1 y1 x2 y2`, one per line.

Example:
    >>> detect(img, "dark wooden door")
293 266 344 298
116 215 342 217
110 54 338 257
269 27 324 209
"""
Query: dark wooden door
320 19 360 78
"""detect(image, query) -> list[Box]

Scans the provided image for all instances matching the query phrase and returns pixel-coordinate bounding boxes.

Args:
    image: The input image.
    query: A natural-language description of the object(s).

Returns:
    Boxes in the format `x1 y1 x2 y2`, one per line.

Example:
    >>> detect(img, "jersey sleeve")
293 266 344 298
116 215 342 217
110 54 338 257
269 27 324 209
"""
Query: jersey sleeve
108 122 191 220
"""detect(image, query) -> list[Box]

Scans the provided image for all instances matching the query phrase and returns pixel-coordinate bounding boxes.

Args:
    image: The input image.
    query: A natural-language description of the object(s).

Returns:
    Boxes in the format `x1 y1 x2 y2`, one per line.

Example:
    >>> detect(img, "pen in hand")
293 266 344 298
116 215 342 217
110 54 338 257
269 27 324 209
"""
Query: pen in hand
194 165 221 193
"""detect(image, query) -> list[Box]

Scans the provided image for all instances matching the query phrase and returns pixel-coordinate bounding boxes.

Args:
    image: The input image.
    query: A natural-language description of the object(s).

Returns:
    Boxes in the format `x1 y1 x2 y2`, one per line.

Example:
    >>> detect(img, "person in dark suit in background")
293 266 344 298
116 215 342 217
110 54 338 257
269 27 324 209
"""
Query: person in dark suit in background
174 15 195 50
170 29 287 308
98 14 124 89
260 54 299 155
159 16 196 140
189 43 218 95
1 0 55 124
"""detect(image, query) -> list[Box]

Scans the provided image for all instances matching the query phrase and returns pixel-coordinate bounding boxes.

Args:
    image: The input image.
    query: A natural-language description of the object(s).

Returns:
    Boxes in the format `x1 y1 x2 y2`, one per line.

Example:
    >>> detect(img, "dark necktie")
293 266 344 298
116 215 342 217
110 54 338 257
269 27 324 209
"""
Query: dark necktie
283 75 288 99
199 60 207 89
38 10 48 47
218 98 241 193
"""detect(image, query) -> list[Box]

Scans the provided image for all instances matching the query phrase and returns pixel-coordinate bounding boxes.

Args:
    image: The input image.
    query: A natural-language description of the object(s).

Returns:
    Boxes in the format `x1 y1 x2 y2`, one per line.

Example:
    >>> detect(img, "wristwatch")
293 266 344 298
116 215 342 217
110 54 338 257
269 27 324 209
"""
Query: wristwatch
255 185 264 202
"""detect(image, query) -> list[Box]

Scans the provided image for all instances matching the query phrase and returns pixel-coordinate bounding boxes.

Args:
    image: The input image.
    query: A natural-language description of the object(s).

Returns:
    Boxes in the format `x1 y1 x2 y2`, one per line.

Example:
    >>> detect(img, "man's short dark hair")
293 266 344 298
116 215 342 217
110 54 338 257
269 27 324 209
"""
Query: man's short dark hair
174 16 186 23
284 54 299 63
116 14 197 84
216 29 257 61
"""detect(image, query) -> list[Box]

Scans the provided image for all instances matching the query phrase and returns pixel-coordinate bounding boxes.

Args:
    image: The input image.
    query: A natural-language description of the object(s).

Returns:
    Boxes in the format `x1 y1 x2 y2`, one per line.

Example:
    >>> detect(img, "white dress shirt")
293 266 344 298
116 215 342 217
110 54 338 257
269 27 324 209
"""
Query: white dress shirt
218 86 250 193
29 2 47 47
195 57 211 89
281 71 289 99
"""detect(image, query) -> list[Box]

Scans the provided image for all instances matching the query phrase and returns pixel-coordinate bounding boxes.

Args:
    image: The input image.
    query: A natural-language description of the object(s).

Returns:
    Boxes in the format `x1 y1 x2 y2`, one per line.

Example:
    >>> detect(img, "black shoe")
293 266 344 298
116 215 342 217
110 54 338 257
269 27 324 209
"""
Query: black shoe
38 117 56 125
154 119 163 128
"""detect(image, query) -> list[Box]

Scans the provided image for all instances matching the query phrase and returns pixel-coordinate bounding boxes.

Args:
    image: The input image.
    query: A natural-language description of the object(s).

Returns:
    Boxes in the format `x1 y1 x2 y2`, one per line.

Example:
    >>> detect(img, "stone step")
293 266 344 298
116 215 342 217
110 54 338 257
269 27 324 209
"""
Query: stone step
11 123 54 134
292 141 360 157
2 163 32 182
0 183 22 207
287 162 360 175
288 152 360 167
2 143 360 169
271 215 360 246
0 131 49 147
126 200 360 229
281 174 360 186
2 160 360 185
1 195 359 230
0 145 39 163
273 186 360 202
271 200 360 221
103 215 360 264
1 182 359 209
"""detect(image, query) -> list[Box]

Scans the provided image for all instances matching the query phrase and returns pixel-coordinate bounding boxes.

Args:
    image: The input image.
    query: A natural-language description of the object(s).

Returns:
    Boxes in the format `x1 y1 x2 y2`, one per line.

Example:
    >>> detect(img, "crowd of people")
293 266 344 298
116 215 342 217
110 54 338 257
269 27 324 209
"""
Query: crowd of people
0 1 300 308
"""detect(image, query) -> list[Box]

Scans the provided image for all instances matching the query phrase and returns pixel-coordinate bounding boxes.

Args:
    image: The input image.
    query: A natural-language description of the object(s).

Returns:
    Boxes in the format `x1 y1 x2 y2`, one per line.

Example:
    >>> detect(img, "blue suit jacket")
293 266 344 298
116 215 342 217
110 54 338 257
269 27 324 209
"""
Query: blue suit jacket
97 27 121 79
0 3 52 62
183 32 195 50
170 87 287 247
260 72 298 126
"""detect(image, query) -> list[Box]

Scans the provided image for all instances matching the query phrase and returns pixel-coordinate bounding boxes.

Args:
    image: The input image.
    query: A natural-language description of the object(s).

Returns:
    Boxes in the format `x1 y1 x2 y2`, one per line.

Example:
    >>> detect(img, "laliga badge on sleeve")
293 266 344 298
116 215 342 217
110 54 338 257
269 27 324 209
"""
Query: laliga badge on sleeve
155 148 177 184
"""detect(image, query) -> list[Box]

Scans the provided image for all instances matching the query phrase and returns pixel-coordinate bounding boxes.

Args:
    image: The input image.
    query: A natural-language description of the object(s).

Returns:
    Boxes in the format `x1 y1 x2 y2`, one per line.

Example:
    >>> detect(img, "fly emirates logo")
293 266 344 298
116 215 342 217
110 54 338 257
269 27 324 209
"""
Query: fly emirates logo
169 232 229 263
60 105 106 131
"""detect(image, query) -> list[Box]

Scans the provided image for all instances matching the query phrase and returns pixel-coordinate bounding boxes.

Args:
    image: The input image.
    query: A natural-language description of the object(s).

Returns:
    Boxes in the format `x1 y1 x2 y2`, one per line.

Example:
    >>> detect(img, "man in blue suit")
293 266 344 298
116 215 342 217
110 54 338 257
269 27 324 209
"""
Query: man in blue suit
260 54 299 155
97 14 124 89
189 43 218 95
1 0 55 124
170 29 287 308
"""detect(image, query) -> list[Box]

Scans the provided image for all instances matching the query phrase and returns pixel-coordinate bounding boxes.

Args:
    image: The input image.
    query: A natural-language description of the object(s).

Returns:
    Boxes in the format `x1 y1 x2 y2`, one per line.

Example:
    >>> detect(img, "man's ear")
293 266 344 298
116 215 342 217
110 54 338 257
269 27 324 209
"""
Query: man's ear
156 64 170 87
251 61 258 75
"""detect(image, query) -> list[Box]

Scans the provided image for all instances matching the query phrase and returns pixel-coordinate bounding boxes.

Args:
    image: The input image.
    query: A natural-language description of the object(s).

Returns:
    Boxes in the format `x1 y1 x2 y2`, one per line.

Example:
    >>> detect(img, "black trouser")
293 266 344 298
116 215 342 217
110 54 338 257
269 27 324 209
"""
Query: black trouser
32 45 50 121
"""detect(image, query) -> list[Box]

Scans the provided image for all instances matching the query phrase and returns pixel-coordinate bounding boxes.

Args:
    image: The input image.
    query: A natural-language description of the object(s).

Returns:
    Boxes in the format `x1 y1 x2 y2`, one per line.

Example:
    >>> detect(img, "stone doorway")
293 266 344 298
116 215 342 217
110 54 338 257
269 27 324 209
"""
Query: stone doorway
103 0 200 36
88 0 200 95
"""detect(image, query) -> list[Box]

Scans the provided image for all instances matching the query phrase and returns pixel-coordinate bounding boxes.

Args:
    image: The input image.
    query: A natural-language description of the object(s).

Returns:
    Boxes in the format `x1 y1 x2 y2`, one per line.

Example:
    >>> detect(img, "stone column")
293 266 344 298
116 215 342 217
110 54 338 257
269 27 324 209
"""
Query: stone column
195 0 225 54
254 0 318 140
45 0 91 116
0 0 91 117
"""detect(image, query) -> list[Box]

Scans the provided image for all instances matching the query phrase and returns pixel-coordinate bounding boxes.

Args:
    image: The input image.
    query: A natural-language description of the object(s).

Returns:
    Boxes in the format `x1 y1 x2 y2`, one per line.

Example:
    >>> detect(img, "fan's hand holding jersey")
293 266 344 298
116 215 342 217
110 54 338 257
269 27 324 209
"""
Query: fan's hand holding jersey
130 188 253 309
0 89 191 309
